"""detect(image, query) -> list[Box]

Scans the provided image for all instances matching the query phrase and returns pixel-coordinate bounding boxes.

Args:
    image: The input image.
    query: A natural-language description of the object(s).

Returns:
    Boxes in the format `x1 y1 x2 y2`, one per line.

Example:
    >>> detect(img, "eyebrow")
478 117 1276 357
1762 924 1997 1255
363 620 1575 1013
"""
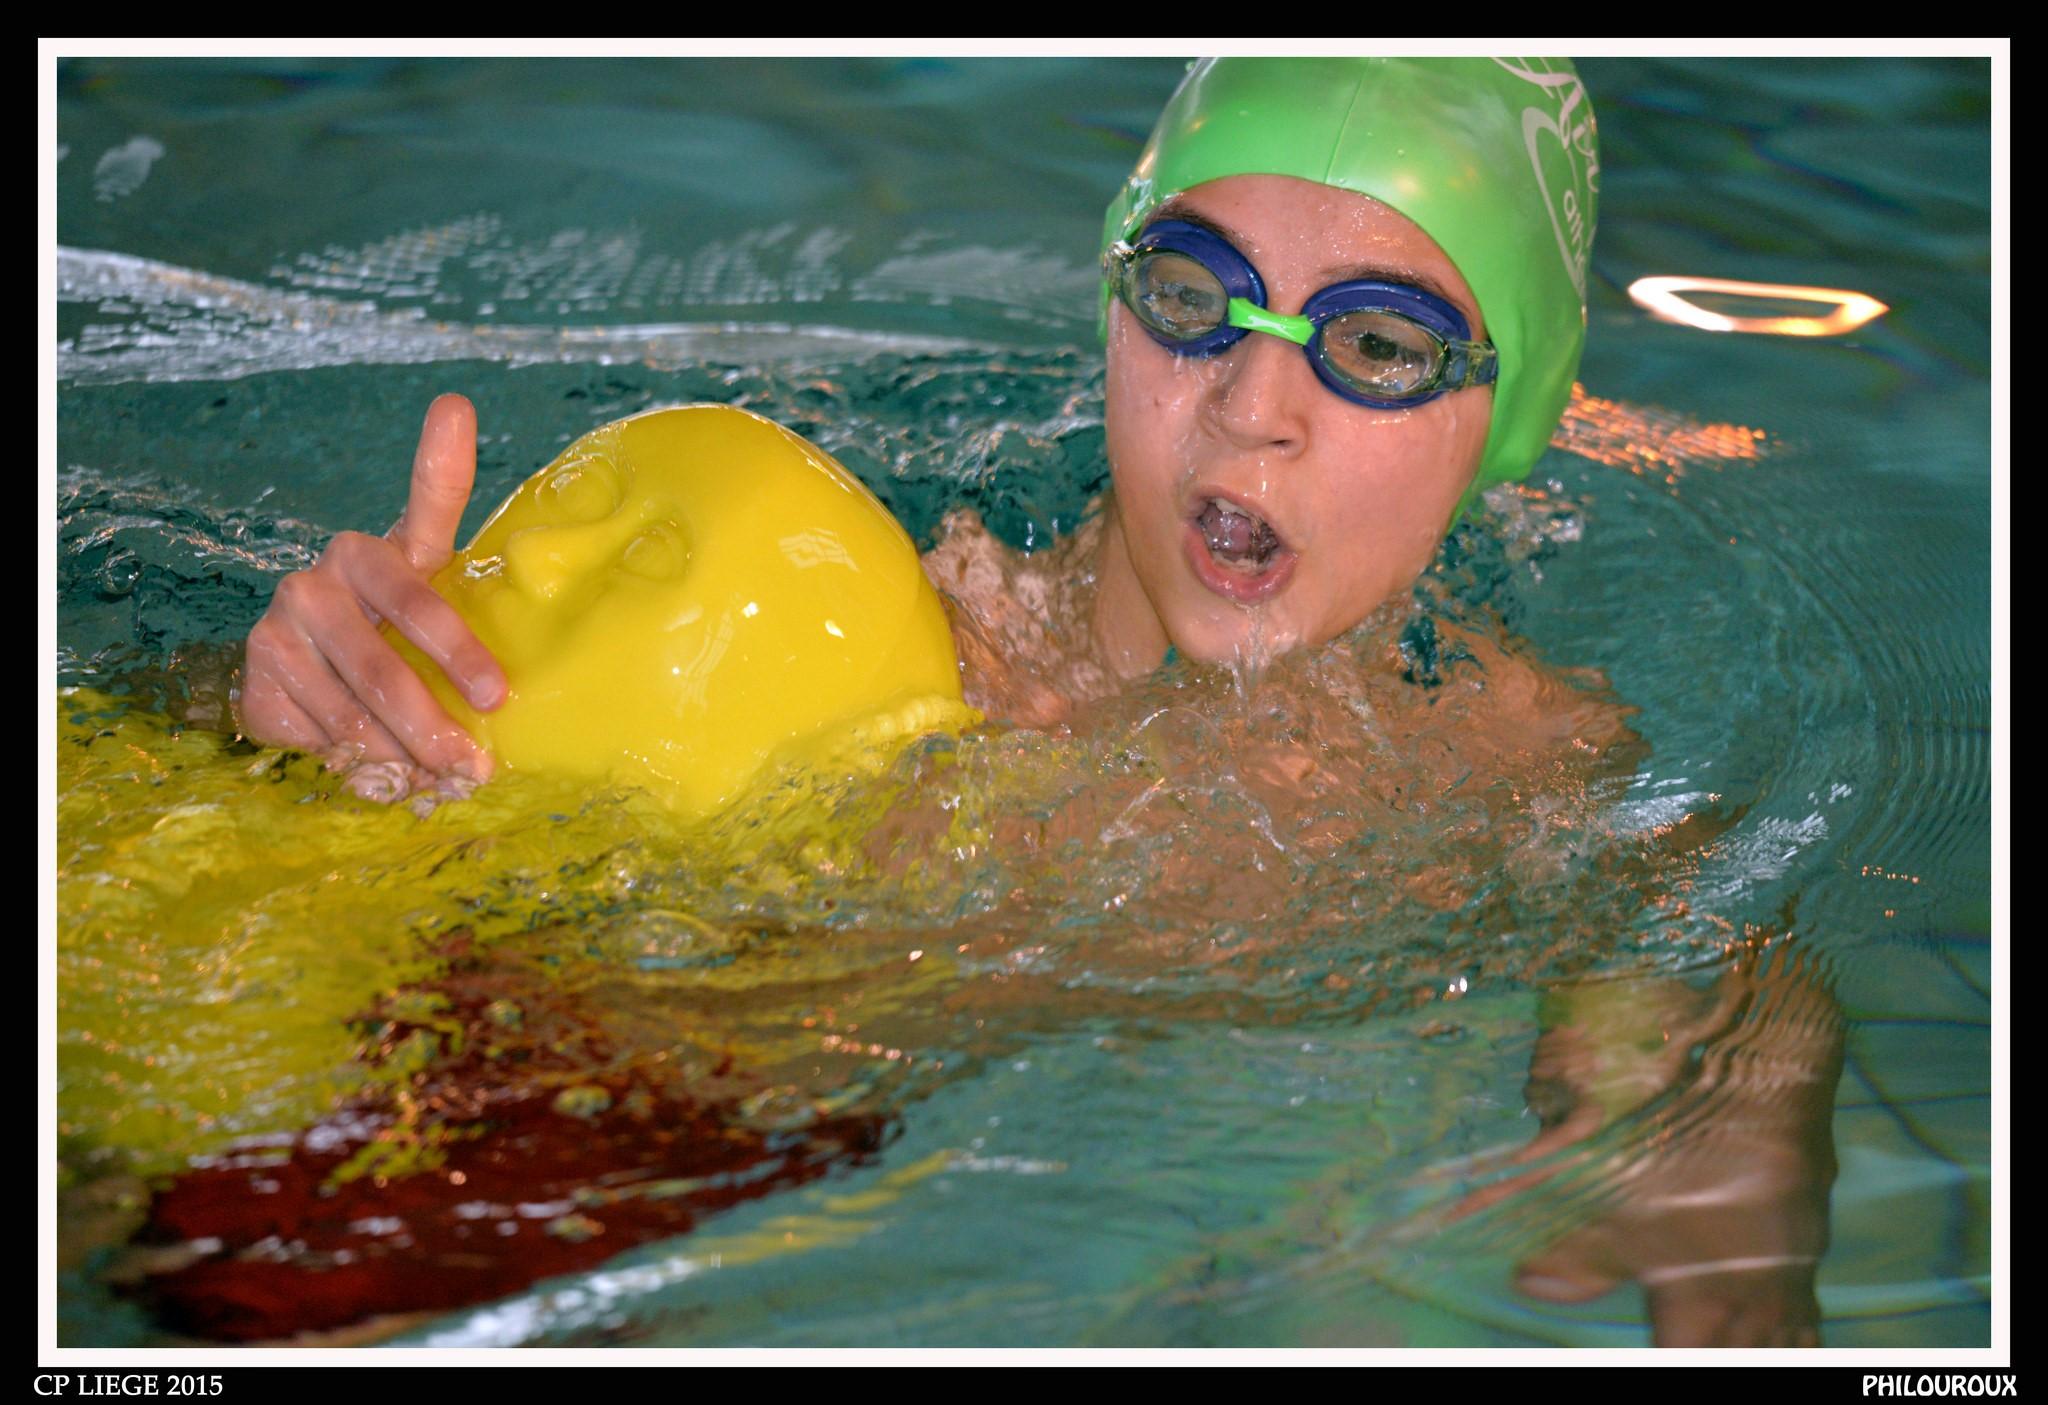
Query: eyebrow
1146 197 1464 312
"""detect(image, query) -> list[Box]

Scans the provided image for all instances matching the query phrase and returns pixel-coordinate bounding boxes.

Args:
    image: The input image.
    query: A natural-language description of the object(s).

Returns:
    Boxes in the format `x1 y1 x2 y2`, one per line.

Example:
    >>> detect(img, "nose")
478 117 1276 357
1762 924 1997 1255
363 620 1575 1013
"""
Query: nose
1202 328 1314 455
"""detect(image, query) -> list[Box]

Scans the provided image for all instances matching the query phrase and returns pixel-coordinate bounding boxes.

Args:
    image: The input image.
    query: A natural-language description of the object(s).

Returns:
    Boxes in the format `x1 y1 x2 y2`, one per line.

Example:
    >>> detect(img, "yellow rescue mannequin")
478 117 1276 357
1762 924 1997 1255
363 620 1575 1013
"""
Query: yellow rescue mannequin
391 406 977 818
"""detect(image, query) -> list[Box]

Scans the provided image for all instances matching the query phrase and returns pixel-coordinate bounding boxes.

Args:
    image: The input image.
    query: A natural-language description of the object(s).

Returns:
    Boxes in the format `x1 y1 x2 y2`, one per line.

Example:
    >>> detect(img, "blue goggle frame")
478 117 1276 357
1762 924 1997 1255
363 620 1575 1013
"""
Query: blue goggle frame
1103 220 1499 410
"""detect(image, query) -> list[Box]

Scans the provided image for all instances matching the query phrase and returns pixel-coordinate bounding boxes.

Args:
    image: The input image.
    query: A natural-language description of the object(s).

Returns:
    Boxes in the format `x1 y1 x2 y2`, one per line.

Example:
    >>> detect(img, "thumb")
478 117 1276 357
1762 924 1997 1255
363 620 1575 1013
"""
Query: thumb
388 393 478 574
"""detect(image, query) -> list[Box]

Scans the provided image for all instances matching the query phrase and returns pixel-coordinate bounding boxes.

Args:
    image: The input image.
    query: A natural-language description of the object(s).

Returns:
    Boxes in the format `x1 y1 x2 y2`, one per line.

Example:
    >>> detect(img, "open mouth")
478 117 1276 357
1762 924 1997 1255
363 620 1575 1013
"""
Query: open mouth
1184 495 1296 604
1195 497 1284 572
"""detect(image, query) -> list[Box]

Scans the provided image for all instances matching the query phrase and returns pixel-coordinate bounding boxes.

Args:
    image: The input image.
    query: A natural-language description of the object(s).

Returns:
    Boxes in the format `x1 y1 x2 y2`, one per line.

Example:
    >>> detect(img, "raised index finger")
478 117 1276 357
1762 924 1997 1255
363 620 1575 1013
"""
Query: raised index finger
388 393 478 575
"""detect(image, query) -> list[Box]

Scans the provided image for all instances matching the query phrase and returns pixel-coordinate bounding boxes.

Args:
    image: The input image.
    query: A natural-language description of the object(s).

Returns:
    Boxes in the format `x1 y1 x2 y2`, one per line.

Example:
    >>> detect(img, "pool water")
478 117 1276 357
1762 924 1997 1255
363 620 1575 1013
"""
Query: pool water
53 56 1993 1348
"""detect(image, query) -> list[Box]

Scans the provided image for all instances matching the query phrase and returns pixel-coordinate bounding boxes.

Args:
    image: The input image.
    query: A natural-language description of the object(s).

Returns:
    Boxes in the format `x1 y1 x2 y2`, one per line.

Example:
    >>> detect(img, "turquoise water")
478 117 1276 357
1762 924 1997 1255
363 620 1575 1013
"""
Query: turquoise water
54 57 1993 1348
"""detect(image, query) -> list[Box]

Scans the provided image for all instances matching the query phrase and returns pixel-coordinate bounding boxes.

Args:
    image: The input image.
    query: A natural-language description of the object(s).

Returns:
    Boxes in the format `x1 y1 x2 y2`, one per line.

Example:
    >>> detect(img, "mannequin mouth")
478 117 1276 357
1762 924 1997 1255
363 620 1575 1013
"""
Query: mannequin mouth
1183 496 1296 603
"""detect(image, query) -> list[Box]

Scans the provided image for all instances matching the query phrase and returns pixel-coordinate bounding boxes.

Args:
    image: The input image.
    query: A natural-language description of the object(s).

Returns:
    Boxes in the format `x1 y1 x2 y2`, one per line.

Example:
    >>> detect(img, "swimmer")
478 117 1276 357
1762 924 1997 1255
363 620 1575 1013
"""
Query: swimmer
228 58 1842 1347
239 57 1595 773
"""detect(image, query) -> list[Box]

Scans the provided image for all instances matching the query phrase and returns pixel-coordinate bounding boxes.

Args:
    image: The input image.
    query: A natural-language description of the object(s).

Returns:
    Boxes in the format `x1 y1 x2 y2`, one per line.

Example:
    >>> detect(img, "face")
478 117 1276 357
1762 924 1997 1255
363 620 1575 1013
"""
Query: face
1098 174 1493 671
405 406 966 817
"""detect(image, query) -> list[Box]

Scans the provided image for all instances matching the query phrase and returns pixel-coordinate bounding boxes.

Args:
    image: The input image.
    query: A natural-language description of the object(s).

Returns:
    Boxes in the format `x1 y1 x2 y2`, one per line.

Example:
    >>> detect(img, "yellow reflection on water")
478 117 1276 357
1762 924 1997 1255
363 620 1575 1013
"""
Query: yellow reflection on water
1550 384 1768 480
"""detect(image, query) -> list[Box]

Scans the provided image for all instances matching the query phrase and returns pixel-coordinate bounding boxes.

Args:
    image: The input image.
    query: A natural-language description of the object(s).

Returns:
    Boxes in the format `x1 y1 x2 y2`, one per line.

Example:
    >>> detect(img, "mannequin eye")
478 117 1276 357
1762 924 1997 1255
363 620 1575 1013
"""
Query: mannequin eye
534 453 624 523
620 522 687 581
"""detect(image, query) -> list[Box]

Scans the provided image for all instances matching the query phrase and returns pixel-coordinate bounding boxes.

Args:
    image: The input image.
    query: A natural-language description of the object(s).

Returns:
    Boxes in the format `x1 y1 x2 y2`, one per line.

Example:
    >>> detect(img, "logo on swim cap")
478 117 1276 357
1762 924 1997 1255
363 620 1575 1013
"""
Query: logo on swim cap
1493 58 1600 307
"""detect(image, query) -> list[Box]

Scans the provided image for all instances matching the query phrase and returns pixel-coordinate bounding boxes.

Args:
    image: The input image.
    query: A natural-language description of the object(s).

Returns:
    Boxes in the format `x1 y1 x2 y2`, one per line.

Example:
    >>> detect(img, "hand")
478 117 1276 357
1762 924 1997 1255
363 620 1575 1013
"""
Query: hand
1447 948 1844 1347
239 394 506 783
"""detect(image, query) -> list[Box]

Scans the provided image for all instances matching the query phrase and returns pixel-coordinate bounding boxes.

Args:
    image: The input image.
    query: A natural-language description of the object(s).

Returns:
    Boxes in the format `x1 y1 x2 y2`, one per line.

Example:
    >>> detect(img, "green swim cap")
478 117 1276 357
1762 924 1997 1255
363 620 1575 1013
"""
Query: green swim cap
1102 57 1599 503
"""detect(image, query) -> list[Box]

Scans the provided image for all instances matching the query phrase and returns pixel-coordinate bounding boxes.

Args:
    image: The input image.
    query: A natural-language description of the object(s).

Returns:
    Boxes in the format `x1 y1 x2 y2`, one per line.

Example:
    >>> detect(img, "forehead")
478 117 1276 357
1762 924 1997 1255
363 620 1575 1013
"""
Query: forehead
1152 174 1484 332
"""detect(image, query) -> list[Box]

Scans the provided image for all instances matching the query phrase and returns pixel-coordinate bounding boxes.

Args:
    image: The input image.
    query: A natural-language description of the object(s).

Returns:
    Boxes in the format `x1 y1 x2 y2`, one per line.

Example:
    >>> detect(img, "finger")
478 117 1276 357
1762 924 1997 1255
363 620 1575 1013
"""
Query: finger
388 393 478 575
310 592 493 779
244 607 354 753
341 758 427 805
1443 1103 1606 1223
1645 1281 1744 1348
1514 1227 1626 1305
1645 1267 1811 1348
1747 1281 1823 1348
1445 1149 1581 1223
253 577 405 761
238 667 328 752
334 532 506 711
274 630 414 769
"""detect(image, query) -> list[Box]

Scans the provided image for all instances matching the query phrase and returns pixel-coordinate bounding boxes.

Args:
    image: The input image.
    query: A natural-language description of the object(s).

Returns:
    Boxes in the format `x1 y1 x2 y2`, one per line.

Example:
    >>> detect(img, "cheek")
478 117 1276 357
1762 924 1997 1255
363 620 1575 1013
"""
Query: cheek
1302 406 1490 615
1103 336 1172 502
1104 315 1214 492
1435 386 1495 492
1345 399 1490 536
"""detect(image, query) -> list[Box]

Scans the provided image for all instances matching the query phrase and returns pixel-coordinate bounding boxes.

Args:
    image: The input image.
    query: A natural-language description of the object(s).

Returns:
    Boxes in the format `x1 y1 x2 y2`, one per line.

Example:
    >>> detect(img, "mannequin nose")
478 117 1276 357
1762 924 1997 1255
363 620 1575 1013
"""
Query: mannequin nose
504 503 664 600
1204 330 1313 453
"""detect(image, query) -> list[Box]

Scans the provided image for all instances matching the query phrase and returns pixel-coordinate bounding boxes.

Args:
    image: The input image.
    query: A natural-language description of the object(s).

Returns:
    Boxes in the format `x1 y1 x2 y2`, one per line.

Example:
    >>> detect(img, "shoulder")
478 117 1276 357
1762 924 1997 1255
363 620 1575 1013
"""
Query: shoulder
1430 616 1642 769
921 508 1110 728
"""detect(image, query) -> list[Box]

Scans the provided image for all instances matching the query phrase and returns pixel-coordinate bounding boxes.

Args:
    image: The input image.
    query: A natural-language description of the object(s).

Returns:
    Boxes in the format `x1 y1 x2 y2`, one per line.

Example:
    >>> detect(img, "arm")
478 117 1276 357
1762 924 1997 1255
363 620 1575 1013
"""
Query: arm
1397 623 1844 1344
1457 938 1845 1346
1567 949 1841 1346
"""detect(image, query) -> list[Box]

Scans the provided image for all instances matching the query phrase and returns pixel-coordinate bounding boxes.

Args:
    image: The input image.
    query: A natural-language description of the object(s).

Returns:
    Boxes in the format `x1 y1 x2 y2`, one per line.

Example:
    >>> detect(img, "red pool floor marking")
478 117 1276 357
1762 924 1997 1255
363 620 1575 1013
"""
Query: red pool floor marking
126 931 892 1343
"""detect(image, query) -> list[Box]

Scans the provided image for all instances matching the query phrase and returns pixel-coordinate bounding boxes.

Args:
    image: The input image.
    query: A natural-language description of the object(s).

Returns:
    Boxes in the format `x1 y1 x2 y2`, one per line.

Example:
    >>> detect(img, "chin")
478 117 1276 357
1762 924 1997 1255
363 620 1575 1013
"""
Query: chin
1165 604 1311 670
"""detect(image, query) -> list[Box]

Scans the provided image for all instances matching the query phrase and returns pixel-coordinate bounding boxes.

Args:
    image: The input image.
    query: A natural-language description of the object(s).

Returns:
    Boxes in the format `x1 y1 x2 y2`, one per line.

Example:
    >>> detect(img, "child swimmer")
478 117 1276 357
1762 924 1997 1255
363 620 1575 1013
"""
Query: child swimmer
229 59 1847 1347
238 57 1600 777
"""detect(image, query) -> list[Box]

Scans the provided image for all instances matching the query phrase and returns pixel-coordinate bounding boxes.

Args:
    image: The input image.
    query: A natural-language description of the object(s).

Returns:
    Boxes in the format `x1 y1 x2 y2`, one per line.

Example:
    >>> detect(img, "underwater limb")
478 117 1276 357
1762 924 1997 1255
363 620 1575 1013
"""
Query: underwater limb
1452 938 1845 1347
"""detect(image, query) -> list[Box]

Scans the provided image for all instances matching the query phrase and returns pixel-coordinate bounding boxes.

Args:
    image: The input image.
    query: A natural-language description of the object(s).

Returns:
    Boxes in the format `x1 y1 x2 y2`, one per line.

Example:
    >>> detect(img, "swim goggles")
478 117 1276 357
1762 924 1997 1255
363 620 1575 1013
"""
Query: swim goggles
1102 219 1499 410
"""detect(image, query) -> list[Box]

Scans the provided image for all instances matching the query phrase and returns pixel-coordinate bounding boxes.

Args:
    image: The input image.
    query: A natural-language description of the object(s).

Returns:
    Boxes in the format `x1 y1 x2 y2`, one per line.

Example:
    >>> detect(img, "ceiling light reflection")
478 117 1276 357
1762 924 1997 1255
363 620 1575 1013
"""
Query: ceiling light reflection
1628 276 1888 337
